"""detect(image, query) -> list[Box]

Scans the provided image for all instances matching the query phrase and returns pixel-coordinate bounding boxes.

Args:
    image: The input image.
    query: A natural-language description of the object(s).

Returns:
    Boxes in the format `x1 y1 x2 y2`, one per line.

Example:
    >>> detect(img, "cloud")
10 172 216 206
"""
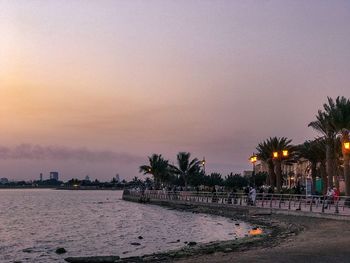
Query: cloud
0 144 143 163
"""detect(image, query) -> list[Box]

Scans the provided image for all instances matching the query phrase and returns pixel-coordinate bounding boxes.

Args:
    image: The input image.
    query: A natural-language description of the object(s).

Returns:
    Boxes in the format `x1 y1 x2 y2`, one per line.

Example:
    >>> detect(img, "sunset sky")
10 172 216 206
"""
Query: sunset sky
1 1 350 181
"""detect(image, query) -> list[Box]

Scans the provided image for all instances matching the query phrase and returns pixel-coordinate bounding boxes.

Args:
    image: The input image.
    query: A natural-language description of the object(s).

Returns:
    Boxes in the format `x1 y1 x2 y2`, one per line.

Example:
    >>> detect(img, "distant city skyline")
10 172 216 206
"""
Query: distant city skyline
1 1 350 180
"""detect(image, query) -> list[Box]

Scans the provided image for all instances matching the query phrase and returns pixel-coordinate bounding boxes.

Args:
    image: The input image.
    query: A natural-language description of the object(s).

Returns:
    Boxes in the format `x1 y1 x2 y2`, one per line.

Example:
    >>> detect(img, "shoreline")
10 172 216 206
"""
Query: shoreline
65 199 303 263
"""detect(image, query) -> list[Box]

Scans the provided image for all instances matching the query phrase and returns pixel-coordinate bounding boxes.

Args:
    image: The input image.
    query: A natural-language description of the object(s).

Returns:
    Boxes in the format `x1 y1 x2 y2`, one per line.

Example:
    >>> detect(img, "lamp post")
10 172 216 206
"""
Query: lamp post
201 157 206 175
272 149 289 192
344 142 350 151
249 154 257 186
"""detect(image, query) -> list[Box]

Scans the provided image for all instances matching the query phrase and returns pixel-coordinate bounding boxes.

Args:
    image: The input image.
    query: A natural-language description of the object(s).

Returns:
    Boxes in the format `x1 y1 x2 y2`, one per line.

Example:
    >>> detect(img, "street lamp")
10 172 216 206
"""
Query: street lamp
272 149 290 190
272 150 289 159
249 154 258 185
201 157 206 174
250 155 257 163
344 142 350 151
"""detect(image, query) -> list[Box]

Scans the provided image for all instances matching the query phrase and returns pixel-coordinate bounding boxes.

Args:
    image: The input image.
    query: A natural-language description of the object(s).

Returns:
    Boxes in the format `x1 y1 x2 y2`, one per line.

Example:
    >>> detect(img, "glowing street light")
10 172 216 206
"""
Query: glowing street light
273 150 288 159
249 155 257 164
344 142 350 150
201 157 206 174
249 154 258 186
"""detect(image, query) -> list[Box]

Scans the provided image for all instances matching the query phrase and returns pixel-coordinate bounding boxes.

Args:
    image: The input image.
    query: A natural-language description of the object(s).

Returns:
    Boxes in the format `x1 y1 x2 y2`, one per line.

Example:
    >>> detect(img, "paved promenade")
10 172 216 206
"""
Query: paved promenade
177 215 350 263
125 190 350 220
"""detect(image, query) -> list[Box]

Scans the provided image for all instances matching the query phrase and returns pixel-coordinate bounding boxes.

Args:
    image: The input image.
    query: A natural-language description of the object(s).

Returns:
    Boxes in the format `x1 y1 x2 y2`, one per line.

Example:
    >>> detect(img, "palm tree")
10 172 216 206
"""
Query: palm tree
256 140 276 187
256 137 294 191
323 96 350 194
169 152 201 189
296 139 326 194
309 109 337 189
139 154 170 189
268 137 294 192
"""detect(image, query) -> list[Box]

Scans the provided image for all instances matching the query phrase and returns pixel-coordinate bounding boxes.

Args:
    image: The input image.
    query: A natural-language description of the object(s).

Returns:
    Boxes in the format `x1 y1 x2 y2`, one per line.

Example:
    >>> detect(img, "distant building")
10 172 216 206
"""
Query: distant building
255 159 313 188
0 178 9 184
50 172 59 181
85 175 90 181
40 173 43 181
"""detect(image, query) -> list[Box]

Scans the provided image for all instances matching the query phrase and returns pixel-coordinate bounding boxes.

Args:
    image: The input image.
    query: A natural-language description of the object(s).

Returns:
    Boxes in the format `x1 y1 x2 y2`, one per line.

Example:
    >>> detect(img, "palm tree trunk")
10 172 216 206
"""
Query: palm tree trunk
320 162 327 195
183 173 188 190
342 131 350 195
326 140 335 188
311 162 317 194
335 168 340 190
344 154 350 195
273 160 282 192
266 174 270 185
268 161 276 188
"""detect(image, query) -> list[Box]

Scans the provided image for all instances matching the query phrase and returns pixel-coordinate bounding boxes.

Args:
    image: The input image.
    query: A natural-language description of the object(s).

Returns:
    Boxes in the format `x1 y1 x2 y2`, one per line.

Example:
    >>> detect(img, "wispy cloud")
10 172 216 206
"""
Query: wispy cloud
0 144 143 163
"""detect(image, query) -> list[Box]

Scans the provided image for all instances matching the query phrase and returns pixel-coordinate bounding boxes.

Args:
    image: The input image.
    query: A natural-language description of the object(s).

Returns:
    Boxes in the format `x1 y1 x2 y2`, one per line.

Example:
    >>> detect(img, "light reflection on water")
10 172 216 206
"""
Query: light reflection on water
0 189 251 262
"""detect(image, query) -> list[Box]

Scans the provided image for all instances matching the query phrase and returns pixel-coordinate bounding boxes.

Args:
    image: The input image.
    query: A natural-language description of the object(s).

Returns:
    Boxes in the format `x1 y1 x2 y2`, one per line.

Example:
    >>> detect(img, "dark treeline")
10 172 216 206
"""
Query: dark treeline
139 96 350 195
138 152 267 191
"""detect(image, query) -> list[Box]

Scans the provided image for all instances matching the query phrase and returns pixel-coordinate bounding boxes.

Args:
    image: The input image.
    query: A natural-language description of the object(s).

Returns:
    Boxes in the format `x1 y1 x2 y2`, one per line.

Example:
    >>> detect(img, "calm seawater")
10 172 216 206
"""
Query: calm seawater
0 189 251 262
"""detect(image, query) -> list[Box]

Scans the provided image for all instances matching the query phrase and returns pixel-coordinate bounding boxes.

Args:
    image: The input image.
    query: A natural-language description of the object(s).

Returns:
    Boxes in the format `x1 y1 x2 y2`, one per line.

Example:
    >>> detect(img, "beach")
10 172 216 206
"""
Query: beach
115 195 350 263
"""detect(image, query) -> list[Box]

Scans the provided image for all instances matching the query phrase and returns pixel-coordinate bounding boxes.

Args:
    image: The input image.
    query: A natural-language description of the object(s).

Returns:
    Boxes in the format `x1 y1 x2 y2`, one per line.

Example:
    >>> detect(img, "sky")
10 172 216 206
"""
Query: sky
1 0 350 181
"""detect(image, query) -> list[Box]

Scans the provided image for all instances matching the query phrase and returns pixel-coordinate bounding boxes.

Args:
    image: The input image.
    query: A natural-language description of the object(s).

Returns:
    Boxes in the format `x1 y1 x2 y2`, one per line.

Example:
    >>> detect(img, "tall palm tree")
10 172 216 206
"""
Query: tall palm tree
296 139 326 194
169 152 201 189
139 154 170 189
324 96 350 194
269 137 294 192
256 137 294 191
309 109 337 188
256 140 276 187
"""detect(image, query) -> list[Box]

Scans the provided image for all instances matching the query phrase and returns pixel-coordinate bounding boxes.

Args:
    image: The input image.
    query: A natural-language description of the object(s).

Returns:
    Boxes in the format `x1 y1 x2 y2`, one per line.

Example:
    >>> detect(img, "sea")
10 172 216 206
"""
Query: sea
0 189 251 262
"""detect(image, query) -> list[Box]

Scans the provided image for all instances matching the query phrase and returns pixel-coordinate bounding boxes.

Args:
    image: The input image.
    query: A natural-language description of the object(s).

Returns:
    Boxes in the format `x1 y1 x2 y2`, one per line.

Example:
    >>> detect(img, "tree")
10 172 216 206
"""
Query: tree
169 152 201 189
256 139 276 187
206 172 223 187
296 139 326 194
250 172 268 188
257 137 294 192
323 96 350 195
225 173 248 190
188 170 206 187
309 109 337 189
268 137 294 192
139 154 170 188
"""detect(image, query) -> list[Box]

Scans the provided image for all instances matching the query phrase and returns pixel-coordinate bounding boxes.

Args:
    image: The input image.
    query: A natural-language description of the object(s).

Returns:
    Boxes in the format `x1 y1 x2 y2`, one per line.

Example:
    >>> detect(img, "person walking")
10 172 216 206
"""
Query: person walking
325 187 335 209
249 187 257 206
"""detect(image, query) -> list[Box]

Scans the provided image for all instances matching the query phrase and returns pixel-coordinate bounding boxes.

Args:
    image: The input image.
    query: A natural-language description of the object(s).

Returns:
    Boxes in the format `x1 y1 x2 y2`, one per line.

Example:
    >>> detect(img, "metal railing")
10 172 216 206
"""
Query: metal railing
124 190 350 216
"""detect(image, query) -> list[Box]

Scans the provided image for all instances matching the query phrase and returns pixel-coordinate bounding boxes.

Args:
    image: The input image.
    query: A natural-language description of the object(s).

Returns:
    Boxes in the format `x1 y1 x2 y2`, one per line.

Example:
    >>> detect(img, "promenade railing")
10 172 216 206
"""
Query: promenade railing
124 190 350 216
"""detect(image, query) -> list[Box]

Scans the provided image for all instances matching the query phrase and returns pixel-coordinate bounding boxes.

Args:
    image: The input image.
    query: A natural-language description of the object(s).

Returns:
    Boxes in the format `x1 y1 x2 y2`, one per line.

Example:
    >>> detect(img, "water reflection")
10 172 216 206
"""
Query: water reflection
0 189 251 262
